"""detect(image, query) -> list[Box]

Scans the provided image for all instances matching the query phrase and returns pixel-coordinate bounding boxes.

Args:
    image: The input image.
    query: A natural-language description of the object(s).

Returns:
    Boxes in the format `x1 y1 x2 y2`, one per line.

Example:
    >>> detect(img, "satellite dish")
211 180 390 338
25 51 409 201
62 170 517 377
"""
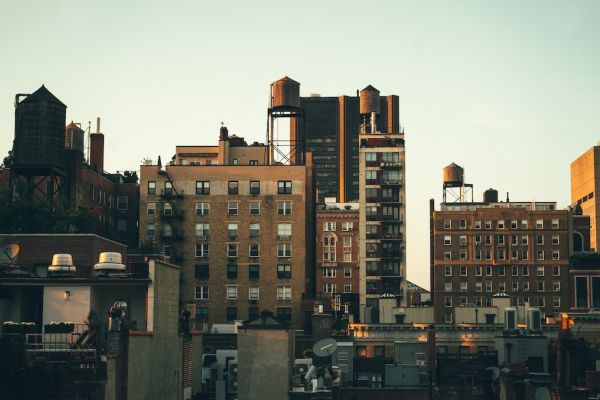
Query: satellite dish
0 244 20 265
312 338 337 357
535 387 550 400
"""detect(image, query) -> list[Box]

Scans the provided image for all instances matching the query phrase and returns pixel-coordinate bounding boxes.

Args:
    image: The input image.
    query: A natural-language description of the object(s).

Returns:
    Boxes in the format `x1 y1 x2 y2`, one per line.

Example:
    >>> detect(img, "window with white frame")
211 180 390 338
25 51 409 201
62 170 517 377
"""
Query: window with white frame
537 281 545 292
459 250 467 260
323 222 336 231
343 252 352 262
552 250 559 260
323 268 336 278
195 286 209 300
444 251 451 260
343 283 352 293
344 267 352 278
537 266 544 276
460 282 468 292
512 282 518 291
444 282 452 292
228 202 239 215
523 281 529 291
343 237 352 247
249 223 260 238
117 196 128 210
249 201 260 215
147 223 155 240
475 220 482 229
536 235 544 245
249 287 260 300
323 236 336 261
538 297 545 307
195 243 209 258
521 220 528 229
522 235 529 245
499 281 506 291
196 202 209 216
278 223 292 239
511 220 518 229
552 266 560 276
498 220 505 229
459 235 467 245
552 219 559 229
522 249 529 260
553 281 560 292
552 235 559 245
523 266 529 276
195 223 209 238
227 244 238 258
459 219 467 229
278 243 292 258
475 282 482 292
536 219 544 229
444 296 452 307
226 286 238 300
486 281 493 292
485 220 492 229
537 250 544 260
511 235 518 245
499 266 505 276
443 219 451 229
445 266 452 276
476 266 482 276
249 244 260 258
342 222 353 231
277 201 292 215
228 223 239 239
323 283 336 294
553 297 560 308
475 235 482 244
147 203 156 216
163 203 173 216
486 266 492 276
277 285 292 299
277 265 291 279
460 266 467 276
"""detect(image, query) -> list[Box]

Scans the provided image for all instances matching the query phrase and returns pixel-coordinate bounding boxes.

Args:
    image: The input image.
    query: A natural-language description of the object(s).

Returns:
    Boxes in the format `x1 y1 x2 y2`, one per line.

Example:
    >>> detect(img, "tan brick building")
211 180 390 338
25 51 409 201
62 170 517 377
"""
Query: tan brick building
315 202 360 315
571 144 600 250
139 128 314 329
431 200 578 323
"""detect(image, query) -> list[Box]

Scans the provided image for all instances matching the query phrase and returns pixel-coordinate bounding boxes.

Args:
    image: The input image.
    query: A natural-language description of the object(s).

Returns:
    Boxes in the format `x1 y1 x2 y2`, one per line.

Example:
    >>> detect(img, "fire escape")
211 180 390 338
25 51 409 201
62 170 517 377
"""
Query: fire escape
158 170 184 263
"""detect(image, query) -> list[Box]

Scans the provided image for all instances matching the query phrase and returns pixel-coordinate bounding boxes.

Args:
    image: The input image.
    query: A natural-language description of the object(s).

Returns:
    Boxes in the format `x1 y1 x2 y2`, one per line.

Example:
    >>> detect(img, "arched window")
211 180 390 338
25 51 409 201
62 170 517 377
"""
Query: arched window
323 234 337 262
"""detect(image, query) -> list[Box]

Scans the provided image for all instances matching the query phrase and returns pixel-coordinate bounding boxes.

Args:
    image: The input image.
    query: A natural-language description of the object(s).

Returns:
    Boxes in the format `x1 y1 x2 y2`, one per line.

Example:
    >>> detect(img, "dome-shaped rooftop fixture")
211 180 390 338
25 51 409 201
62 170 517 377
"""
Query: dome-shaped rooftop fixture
380 292 396 299
271 76 300 109
359 85 380 115
492 292 510 298
48 254 76 276
94 252 126 276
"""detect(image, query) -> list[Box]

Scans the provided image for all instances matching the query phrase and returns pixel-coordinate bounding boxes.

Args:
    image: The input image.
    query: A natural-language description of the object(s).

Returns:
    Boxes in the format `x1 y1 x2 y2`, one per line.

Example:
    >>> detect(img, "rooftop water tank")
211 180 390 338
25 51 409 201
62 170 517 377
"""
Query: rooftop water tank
65 121 84 153
443 163 464 185
483 188 499 203
272 76 300 108
94 252 126 276
48 253 76 275
13 85 67 172
359 85 380 115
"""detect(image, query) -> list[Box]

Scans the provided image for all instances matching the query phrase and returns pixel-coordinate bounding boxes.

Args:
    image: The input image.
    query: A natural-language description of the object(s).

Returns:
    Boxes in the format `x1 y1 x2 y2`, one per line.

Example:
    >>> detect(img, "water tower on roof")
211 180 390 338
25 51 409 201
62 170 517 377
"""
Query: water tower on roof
359 85 380 134
442 162 473 203
9 85 69 206
267 76 305 165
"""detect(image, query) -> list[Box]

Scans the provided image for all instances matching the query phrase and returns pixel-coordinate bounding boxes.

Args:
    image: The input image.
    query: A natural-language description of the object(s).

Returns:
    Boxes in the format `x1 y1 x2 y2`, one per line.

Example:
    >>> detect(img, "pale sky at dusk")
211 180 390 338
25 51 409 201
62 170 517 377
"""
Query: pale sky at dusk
1 0 599 289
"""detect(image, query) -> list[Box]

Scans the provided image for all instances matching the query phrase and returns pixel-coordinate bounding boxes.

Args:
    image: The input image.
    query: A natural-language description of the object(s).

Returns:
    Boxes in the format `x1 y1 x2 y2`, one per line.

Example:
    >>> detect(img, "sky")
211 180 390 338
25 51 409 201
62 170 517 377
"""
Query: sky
1 0 599 290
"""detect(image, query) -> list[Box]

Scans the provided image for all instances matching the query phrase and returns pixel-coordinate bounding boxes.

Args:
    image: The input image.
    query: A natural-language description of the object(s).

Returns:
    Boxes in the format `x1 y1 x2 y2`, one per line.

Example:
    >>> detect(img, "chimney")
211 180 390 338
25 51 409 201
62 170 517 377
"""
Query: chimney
90 117 104 172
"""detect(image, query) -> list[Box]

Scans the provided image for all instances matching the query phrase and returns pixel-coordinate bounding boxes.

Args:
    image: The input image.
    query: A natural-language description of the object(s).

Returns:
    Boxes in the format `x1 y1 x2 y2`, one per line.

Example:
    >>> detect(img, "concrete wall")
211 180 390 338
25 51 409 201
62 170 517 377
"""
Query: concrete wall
191 333 204 396
495 335 549 372
238 328 292 400
127 260 183 400
43 285 90 325
393 307 434 324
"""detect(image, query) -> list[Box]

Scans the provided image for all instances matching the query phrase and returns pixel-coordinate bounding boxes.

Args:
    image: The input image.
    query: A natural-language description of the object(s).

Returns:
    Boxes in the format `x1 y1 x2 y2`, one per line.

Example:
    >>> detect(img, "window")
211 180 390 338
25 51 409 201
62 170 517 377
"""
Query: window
146 203 156 217
522 249 529 260
553 281 560 292
537 250 544 260
485 235 492 245
344 266 352 277
498 235 505 245
278 243 292 258
485 250 492 260
552 219 559 229
249 223 260 238
444 296 452 307
511 235 518 245
323 267 336 278
343 237 352 248
537 266 544 276
445 266 452 276
459 249 467 260
536 235 544 245
444 235 452 245
249 287 260 300
117 196 128 210
117 219 127 232
475 266 482 276
552 235 559 245
278 223 292 239
459 219 467 229
249 201 260 215
195 223 209 238
538 297 545 307
498 220 505 229
249 160 259 166
552 266 560 276
228 181 239 194
511 250 519 260
498 249 505 260
499 282 505 291
250 181 260 195
278 201 292 215
521 220 528 229
324 222 336 231
445 282 452 292
196 181 210 195
342 222 354 231
476 282 482 292
277 264 291 279
458 235 467 245
195 286 209 300
486 281 493 292
195 243 209 258
486 266 492 276
512 266 519 276
163 203 173 216
475 220 482 229
343 283 352 293
323 283 336 294
366 170 377 181
248 307 260 320
460 296 467 305
475 235 482 244
522 235 529 245
227 244 238 258
228 223 238 239
460 282 468 292
323 236 336 261
537 281 545 292
511 220 518 229
512 282 518 291
499 266 505 276
196 307 208 323
277 285 292 300
226 286 238 300
460 266 467 276
249 264 260 279
195 264 209 280
485 220 492 229
576 276 588 308
226 307 237 322
444 219 451 229
196 202 209 216
553 297 560 308
228 202 238 215
276 307 292 324
164 181 173 195
523 266 529 276
249 244 260 258
278 180 292 194
552 250 560 260
147 223 155 240
148 181 156 195
523 281 529 292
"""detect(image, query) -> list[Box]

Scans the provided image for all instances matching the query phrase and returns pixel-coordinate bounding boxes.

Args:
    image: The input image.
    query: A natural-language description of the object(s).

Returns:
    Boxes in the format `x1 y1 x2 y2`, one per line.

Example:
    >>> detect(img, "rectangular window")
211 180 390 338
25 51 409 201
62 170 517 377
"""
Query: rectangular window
343 252 352 262
475 266 482 276
228 181 239 194
342 222 354 231
553 281 560 292
537 266 544 276
553 297 560 308
536 219 544 229
249 201 260 215
249 223 260 238
117 195 128 210
485 235 492 245
537 250 544 260
459 249 467 260
576 276 588 308
344 266 352 278
228 223 238 239
164 181 173 195
475 235 482 244
459 219 467 229
512 282 518 291
248 307 260 320
323 267 336 278
498 235 505 245
486 281 493 292
249 264 260 279
278 180 292 194
196 202 209 216
499 282 505 291
460 266 467 276
486 266 492 276
538 297 545 307
458 235 467 245
146 203 156 216
277 201 292 215
195 223 210 238
163 203 173 216
249 287 260 300
249 160 258 166
444 235 451 245
227 244 238 258
228 202 239 215
498 249 505 260
148 181 156 195
195 264 209 280
521 220 528 229
552 219 559 229
323 283 336 294
522 235 529 245
277 264 291 279
552 235 559 245
195 243 209 258
196 307 208 323
250 181 260 195
444 251 452 260
460 282 468 292
249 244 260 258
147 223 155 240
485 220 492 229
499 266 505 276
444 219 451 229
277 285 292 300
196 181 210 195
523 266 529 276
552 266 560 276
323 222 336 232
444 296 452 307
278 223 292 239
226 286 238 300
512 266 519 276
343 283 352 293
536 235 544 245
278 243 292 257
523 281 529 292
522 249 529 260
195 286 209 300
276 307 292 324
117 219 127 232
445 266 452 276
444 282 452 292
511 220 518 229
552 250 560 260
498 220 505 229
226 307 237 322
475 282 482 292
475 220 482 229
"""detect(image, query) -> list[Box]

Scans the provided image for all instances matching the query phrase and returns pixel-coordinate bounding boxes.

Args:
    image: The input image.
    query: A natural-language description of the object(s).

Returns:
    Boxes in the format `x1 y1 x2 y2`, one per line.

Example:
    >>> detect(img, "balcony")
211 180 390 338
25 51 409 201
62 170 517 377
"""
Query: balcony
380 162 402 169
382 233 403 242
381 197 400 204
160 188 184 198
381 179 402 186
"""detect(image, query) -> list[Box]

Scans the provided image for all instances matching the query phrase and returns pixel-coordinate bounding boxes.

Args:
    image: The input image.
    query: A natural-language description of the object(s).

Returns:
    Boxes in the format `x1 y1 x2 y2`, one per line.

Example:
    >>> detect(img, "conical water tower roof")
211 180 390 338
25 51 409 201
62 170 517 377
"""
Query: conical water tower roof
362 84 379 93
22 85 66 107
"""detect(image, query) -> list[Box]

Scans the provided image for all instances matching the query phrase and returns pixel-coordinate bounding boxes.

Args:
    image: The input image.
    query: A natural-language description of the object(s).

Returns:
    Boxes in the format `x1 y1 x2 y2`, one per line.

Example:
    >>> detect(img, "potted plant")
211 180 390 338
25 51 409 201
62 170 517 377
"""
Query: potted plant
2 321 36 334
44 321 75 333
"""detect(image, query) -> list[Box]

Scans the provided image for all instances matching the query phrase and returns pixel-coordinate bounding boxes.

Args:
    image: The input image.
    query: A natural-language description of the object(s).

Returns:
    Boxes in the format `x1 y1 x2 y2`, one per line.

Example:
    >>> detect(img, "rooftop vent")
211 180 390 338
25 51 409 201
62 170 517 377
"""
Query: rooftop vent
94 252 126 277
48 254 76 276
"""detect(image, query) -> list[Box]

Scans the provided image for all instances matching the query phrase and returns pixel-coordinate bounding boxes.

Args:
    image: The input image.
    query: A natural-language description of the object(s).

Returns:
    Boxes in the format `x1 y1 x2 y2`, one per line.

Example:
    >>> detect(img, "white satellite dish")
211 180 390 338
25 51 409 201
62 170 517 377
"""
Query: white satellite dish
312 338 337 358
0 244 20 265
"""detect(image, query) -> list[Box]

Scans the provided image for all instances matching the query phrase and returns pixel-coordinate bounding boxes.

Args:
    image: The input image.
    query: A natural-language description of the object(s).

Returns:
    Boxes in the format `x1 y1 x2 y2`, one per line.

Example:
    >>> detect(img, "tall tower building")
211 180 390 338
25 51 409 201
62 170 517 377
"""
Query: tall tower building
571 144 600 251
357 85 406 323
288 82 399 202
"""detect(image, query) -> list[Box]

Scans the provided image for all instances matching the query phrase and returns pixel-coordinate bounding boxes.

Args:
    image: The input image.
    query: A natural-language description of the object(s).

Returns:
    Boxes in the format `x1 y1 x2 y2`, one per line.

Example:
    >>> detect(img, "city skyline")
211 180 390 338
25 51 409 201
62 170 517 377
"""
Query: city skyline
1 1 599 289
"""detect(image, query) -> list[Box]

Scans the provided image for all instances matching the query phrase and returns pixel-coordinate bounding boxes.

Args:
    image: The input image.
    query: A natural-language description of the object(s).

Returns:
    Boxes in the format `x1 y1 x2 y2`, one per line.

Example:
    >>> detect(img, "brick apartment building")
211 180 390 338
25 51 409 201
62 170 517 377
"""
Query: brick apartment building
431 196 583 323
571 143 600 251
315 201 359 315
139 127 314 329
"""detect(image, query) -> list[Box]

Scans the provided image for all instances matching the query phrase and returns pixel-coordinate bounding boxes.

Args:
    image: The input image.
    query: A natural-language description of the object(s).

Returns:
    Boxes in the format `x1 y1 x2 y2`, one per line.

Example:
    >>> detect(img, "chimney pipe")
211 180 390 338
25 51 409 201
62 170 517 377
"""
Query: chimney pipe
90 116 104 173
96 117 101 133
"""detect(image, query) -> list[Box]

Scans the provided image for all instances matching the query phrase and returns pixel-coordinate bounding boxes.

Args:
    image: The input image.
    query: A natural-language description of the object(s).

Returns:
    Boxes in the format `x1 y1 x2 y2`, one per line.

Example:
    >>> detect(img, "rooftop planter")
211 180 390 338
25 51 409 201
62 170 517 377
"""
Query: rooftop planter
44 322 75 334
2 321 36 334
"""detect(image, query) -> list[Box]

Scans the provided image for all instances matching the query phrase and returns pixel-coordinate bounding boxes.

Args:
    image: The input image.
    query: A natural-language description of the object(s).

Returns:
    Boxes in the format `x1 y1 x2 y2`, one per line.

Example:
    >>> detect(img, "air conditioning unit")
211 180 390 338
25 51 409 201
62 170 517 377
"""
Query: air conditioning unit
528 308 542 331
505 307 517 331
227 361 238 393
